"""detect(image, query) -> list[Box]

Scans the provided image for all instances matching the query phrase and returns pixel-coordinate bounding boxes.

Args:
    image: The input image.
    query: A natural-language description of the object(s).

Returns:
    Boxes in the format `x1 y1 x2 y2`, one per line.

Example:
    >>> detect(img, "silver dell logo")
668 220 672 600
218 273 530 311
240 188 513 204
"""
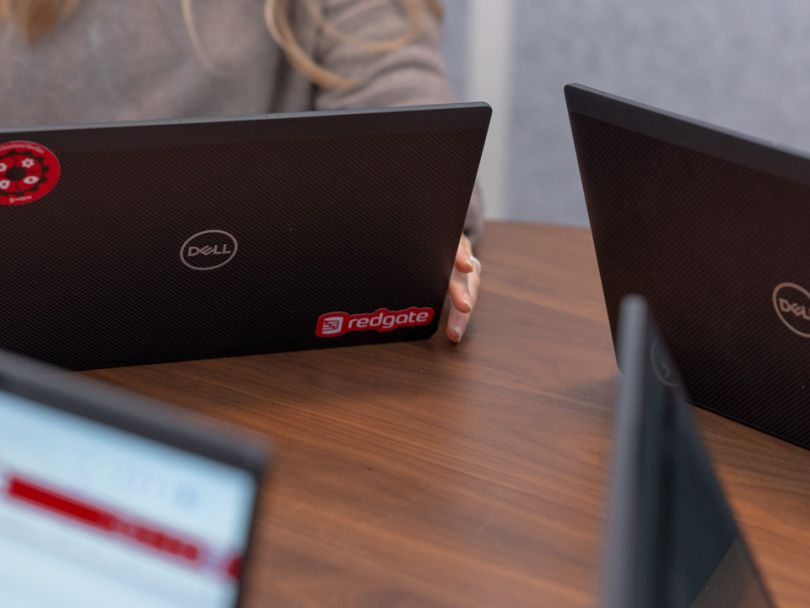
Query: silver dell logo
773 282 810 338
180 230 238 270
650 338 679 388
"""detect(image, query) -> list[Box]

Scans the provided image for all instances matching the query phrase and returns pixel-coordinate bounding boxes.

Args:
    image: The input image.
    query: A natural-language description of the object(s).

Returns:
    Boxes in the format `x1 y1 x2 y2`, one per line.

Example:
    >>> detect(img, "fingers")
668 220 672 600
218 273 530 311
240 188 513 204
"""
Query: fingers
447 303 471 343
447 250 482 343
448 271 473 314
455 234 475 273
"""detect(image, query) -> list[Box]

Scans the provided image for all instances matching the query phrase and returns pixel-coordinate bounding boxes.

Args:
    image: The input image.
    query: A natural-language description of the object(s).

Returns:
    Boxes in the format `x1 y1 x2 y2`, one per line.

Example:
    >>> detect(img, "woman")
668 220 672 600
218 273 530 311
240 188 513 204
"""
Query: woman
0 0 482 342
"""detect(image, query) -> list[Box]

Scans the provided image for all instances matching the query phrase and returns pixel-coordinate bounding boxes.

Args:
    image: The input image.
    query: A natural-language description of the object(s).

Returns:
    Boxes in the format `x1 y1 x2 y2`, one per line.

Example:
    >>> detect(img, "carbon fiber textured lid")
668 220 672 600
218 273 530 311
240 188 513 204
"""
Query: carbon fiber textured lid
570 104 810 449
0 106 489 369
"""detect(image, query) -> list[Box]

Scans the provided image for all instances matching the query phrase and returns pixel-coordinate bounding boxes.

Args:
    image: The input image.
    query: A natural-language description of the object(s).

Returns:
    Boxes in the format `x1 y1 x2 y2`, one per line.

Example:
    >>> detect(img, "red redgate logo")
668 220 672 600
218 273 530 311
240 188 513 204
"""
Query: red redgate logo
0 140 61 206
316 307 435 338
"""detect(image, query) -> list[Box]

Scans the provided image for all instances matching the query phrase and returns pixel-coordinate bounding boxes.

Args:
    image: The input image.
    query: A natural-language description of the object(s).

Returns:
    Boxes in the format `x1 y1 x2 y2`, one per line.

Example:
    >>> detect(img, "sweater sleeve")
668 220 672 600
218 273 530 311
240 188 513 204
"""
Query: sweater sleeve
310 0 484 245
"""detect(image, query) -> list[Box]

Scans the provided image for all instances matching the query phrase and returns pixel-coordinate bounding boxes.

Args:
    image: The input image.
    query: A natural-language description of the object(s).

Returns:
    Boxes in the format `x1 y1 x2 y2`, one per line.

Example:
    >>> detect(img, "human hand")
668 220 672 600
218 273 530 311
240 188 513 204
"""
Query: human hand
447 234 482 343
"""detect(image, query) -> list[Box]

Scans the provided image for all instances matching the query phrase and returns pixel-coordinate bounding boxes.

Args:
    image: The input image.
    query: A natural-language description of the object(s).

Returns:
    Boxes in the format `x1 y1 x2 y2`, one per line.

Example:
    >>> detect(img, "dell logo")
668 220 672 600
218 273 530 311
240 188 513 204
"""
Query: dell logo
773 282 810 338
187 244 232 257
650 338 679 388
180 230 238 270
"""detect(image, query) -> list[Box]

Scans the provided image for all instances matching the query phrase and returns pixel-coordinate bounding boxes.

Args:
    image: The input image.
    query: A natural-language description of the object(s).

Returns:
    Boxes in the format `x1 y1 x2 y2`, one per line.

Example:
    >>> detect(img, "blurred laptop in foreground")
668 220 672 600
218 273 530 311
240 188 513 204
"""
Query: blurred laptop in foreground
603 296 773 608
0 350 269 608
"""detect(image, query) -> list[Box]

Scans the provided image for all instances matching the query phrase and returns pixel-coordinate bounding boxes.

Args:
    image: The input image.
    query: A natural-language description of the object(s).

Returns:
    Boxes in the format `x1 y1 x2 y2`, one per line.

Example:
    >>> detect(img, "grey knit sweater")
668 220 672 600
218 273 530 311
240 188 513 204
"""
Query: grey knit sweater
0 0 482 240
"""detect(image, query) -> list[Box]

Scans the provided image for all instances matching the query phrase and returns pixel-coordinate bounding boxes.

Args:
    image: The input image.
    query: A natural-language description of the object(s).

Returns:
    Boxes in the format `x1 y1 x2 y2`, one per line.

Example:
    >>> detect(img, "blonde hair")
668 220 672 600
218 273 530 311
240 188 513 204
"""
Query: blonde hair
0 0 443 89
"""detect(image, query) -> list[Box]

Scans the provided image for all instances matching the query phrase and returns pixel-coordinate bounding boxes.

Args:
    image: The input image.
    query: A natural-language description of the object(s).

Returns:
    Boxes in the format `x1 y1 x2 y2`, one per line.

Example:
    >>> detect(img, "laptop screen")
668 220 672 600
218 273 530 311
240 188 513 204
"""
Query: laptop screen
0 388 258 608
605 296 773 608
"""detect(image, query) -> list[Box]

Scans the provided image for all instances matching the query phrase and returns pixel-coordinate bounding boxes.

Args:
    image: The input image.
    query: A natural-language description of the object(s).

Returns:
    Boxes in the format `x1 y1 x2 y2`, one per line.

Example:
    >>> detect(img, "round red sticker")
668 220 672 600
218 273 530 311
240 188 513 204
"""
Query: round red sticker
0 140 61 206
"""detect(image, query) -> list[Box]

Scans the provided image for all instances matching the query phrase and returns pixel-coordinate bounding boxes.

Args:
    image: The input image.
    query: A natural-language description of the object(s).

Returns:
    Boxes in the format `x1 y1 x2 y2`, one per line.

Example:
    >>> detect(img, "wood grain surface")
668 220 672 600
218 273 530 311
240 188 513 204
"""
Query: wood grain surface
83 222 810 607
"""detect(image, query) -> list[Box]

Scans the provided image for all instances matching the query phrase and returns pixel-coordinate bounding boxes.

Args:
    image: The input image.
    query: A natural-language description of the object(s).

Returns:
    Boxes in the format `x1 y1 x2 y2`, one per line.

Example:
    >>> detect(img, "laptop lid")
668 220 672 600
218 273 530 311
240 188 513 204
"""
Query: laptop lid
0 103 490 369
565 83 810 449
604 295 772 608
0 349 268 608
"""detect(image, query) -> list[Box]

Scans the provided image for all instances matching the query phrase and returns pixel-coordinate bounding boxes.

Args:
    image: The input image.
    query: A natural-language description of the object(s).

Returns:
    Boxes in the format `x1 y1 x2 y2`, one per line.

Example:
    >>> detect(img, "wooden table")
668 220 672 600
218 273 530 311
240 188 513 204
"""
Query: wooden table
84 222 810 607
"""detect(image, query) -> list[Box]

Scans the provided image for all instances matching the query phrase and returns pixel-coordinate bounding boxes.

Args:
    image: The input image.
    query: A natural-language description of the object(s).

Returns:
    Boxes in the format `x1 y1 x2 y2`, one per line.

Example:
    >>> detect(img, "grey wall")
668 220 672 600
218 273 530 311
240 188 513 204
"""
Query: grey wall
442 0 810 226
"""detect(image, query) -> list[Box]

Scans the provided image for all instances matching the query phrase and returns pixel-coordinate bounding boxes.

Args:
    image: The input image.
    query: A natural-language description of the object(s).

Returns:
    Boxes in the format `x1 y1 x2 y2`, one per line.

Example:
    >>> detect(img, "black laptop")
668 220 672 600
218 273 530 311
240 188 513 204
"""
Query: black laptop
566 83 810 449
0 103 490 369
0 348 268 607
603 295 773 608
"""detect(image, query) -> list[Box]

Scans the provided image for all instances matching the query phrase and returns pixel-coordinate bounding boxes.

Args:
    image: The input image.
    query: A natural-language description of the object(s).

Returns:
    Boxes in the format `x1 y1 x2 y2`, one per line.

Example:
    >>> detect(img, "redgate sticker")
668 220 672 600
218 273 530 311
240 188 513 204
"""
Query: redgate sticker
0 140 61 206
316 307 435 338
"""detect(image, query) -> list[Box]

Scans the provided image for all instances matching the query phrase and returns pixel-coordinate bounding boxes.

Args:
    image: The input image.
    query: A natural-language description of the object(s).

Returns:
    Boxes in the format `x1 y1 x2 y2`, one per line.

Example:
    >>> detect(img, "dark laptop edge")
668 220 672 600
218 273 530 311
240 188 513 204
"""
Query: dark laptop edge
565 83 810 190
602 295 648 608
1 102 493 152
